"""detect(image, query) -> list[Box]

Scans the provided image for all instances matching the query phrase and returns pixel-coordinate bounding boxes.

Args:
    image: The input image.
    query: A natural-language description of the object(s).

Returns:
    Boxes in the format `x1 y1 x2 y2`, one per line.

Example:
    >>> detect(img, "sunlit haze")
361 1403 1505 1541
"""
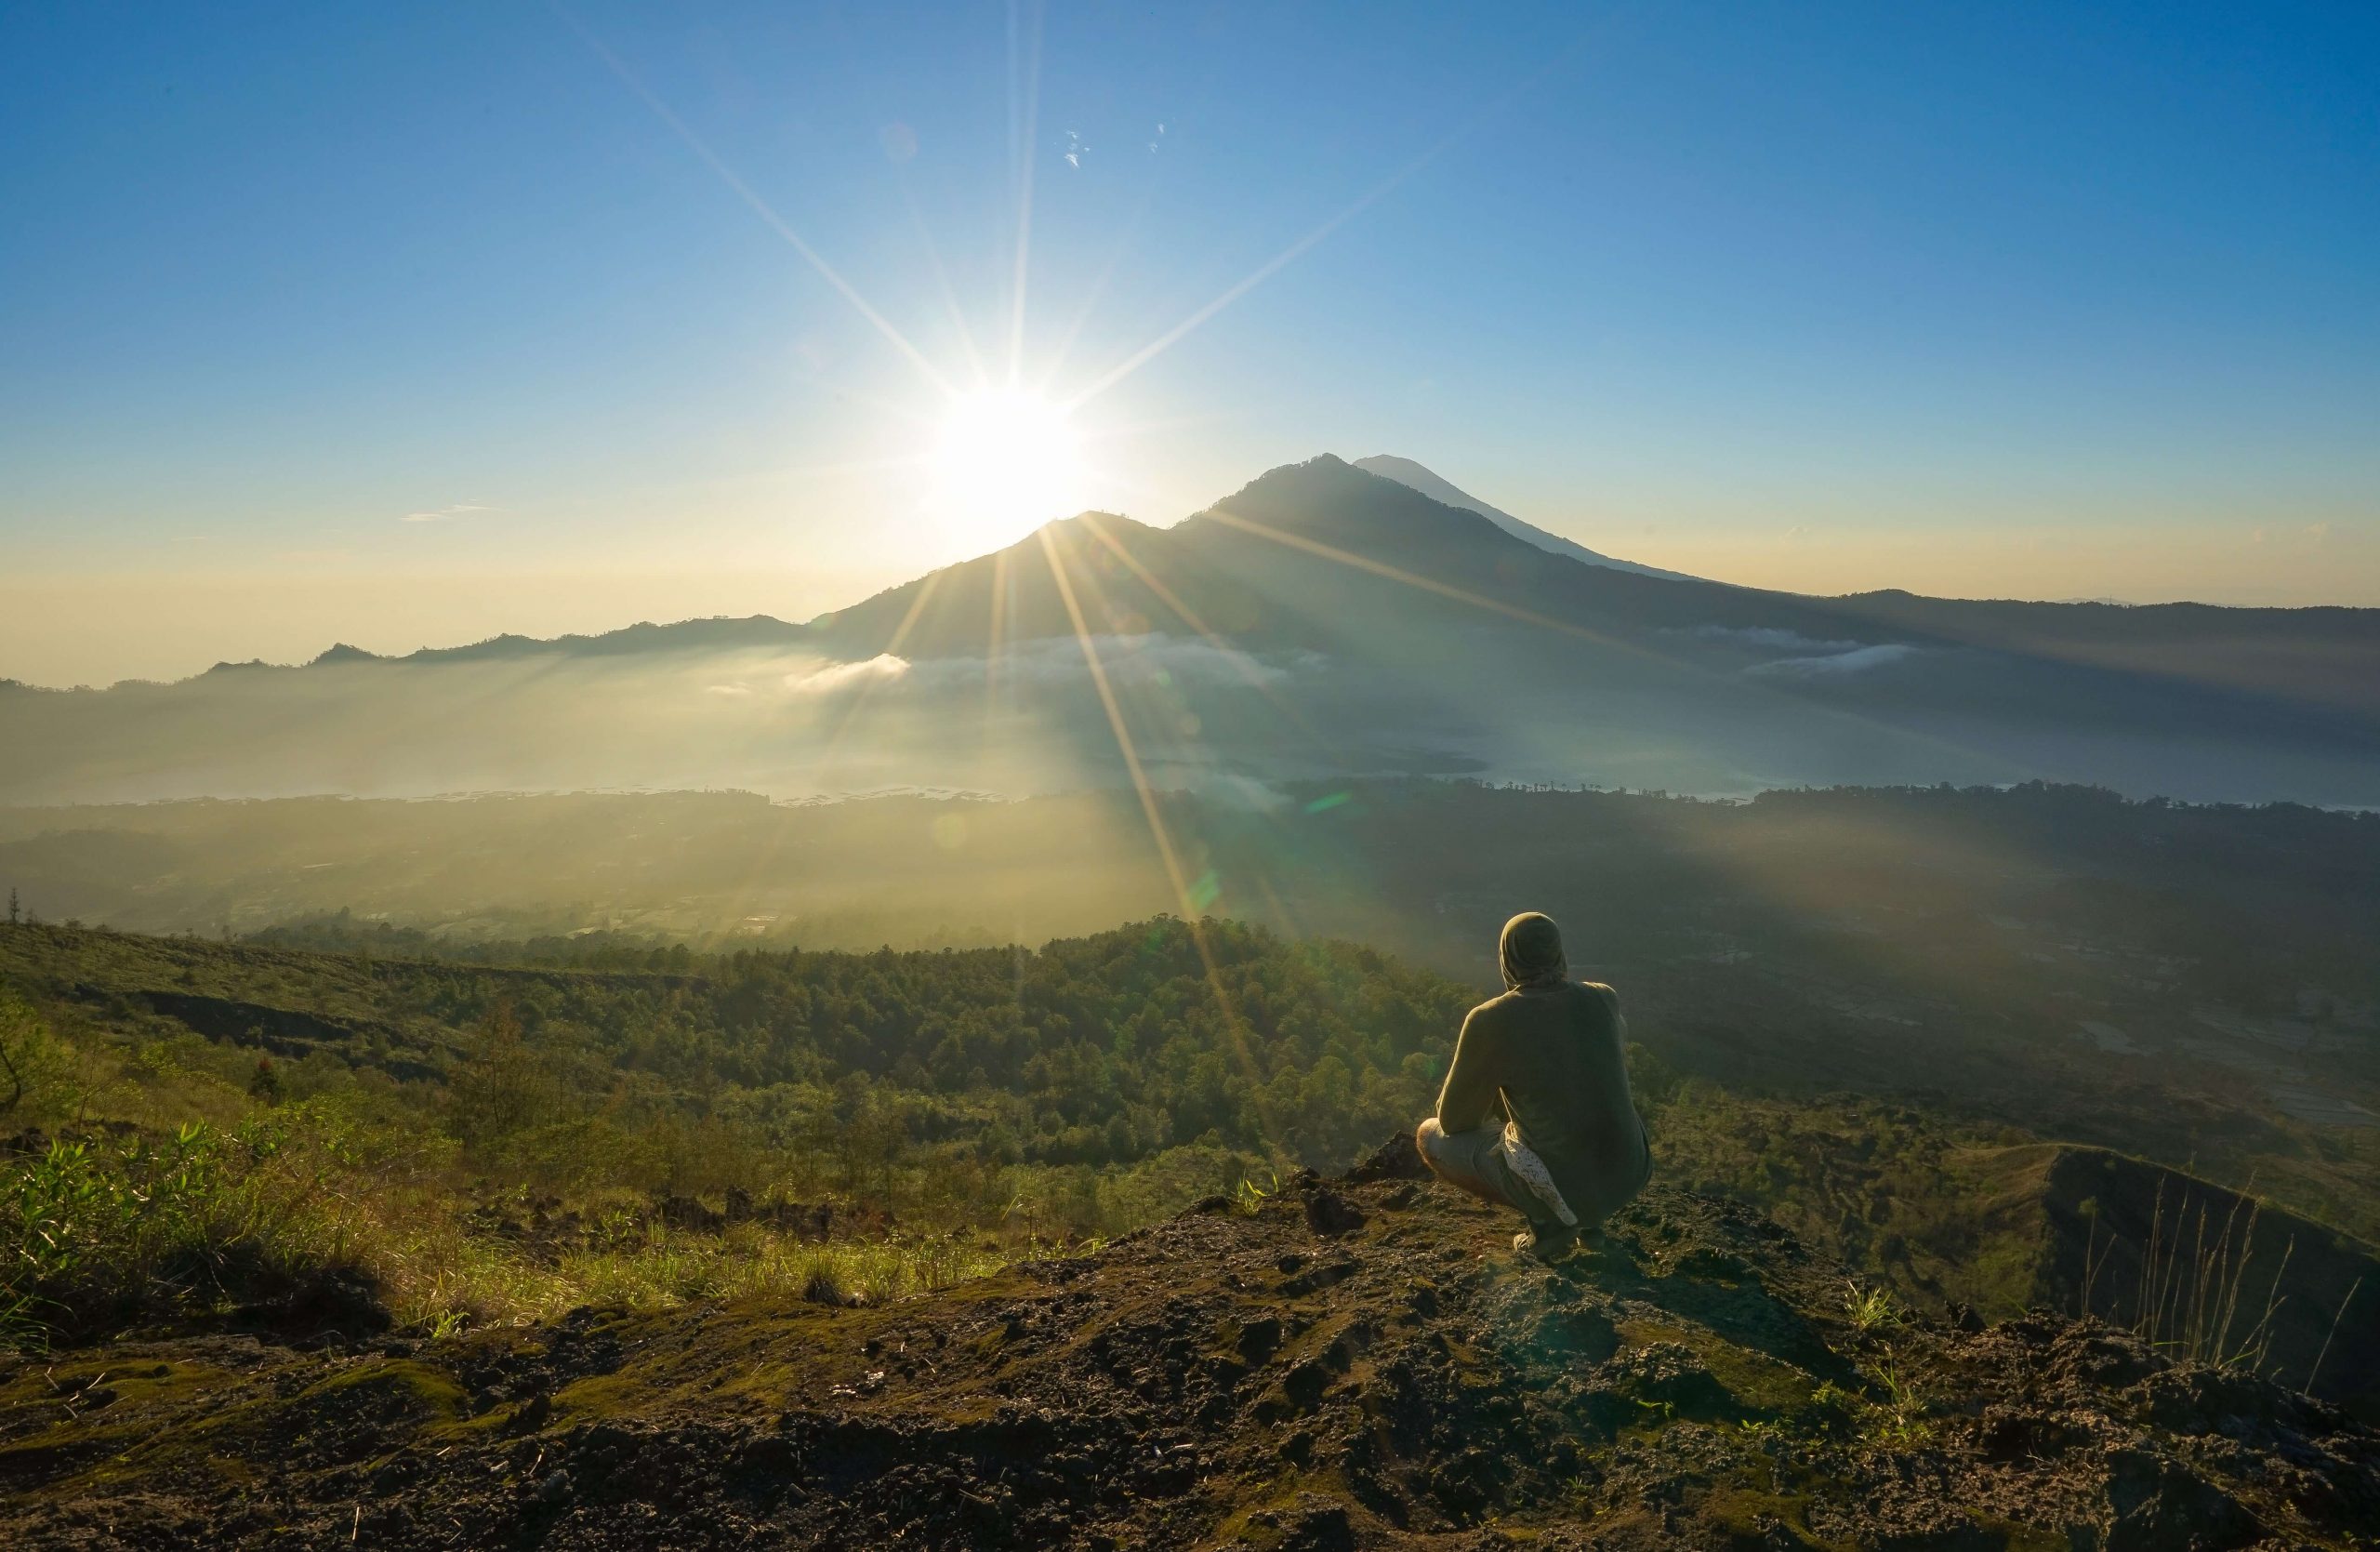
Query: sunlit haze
4 3 2378 686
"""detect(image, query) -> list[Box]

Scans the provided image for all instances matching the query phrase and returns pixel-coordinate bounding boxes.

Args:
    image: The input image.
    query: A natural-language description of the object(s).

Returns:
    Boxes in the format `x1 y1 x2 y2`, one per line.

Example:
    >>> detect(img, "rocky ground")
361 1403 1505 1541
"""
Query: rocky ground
4 1139 2375 1549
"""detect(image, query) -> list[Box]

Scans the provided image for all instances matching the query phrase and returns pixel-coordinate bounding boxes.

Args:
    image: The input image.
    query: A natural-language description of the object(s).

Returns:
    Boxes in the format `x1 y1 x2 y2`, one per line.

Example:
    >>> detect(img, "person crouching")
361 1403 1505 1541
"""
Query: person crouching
1415 911 1652 1260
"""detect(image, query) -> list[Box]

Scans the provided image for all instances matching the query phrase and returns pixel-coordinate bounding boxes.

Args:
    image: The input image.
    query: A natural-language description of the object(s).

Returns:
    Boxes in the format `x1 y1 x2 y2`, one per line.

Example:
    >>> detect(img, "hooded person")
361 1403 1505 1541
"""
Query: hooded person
1414 911 1653 1259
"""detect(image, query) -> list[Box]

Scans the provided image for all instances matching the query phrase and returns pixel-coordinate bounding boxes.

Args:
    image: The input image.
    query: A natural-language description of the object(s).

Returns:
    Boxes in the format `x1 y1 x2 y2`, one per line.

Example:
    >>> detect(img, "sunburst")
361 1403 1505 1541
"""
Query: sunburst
928 387 1088 554
556 4 1957 1070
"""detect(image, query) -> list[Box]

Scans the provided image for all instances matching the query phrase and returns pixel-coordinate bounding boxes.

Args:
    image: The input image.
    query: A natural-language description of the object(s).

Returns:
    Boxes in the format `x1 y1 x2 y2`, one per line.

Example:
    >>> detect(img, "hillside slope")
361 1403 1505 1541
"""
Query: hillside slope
6 1147 2374 1549
6 906 2374 1408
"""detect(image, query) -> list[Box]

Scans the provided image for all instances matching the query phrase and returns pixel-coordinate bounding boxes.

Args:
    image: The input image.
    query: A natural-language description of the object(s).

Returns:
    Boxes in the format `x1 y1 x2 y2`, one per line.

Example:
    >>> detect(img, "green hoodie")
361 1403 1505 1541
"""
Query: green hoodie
1435 912 1652 1226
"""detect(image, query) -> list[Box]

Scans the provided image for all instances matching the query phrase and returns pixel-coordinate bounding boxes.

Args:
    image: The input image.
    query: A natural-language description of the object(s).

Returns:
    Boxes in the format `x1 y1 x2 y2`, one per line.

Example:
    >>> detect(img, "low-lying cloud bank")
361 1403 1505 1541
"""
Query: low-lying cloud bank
7 620 2377 809
0 635 1343 804
1745 643 1924 679
708 637 1320 703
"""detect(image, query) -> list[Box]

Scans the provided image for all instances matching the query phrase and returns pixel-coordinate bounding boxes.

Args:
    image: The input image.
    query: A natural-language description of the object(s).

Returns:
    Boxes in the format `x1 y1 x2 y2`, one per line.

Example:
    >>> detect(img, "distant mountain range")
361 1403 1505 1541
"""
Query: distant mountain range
6 454 2378 806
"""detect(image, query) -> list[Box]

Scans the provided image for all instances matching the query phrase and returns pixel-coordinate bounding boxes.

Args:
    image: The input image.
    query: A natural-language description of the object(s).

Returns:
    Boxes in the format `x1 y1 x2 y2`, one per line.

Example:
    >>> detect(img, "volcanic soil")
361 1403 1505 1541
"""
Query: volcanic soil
4 1139 2375 1549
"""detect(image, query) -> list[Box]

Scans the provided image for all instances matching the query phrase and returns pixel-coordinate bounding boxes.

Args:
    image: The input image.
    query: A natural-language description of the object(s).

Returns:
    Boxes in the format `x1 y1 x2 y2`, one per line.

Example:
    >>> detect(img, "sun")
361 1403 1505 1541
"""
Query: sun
927 387 1089 553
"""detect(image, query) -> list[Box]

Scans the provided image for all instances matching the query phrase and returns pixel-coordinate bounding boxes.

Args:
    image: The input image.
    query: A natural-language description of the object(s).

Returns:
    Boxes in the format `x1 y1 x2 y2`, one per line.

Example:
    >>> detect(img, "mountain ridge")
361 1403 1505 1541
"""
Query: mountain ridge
9 453 2376 694
1353 453 1700 582
7 453 2380 807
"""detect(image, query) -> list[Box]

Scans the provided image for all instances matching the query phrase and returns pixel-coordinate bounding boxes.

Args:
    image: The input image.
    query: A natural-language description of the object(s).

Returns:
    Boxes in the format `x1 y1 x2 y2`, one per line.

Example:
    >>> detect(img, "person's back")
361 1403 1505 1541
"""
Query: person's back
1442 977 1649 1227
1415 911 1652 1258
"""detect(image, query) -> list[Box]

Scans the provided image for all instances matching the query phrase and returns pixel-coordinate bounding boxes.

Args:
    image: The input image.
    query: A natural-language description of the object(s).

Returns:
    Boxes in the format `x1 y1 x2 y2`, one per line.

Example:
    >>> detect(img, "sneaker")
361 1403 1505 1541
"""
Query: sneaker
1514 1224 1580 1262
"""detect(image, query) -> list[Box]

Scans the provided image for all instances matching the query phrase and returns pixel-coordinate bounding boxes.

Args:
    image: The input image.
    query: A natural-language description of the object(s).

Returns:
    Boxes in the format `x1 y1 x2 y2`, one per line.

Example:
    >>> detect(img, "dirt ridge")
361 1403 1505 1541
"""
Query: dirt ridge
4 1140 2375 1549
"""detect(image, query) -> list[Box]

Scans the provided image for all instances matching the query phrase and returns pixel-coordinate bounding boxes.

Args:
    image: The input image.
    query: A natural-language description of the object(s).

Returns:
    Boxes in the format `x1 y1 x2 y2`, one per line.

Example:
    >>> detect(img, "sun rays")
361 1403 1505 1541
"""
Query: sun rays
550 4 960 404
1037 521 1279 1115
553 0 1571 567
550 4 2028 1061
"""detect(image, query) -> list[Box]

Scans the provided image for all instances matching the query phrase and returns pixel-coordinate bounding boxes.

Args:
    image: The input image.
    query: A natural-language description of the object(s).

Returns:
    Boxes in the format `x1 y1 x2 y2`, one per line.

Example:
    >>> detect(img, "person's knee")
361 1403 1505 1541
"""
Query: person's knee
1415 1118 1463 1185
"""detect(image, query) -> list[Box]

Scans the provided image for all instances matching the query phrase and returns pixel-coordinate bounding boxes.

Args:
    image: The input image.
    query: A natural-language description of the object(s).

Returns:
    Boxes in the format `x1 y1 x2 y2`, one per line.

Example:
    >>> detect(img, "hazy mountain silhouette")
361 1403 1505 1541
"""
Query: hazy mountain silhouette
1352 454 1698 581
6 454 2379 804
812 453 2380 723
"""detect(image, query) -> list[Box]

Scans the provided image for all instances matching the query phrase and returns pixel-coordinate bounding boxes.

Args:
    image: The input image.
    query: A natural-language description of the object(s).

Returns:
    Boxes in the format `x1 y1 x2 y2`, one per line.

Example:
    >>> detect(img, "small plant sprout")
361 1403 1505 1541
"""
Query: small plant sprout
1843 1280 1906 1334
1858 1360 1936 1449
1233 1166 1281 1217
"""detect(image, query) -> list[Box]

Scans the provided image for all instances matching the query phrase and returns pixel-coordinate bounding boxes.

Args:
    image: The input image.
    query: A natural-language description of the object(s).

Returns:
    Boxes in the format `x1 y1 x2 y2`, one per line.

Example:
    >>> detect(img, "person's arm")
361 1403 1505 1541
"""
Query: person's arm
1435 1006 1502 1133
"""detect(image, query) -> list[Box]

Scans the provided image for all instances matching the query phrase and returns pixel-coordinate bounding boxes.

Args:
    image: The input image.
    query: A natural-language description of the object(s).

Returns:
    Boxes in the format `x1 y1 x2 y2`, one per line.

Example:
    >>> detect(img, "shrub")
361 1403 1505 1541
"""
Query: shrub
0 986 80 1125
4 1119 364 1347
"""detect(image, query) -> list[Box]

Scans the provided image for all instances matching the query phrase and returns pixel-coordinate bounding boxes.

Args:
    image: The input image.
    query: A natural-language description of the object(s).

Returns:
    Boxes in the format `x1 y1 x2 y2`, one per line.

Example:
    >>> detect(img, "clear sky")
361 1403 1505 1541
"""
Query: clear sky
5 1 2377 686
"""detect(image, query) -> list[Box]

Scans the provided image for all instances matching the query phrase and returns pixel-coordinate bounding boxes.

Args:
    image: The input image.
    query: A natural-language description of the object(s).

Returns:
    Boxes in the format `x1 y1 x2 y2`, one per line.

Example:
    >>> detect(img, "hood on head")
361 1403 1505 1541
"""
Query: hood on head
1500 911 1567 991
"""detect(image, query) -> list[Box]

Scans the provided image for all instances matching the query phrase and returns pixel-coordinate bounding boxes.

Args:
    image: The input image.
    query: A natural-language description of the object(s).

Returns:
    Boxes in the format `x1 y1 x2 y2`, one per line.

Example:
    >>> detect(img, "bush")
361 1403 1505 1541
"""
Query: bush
4 1119 364 1348
0 986 81 1125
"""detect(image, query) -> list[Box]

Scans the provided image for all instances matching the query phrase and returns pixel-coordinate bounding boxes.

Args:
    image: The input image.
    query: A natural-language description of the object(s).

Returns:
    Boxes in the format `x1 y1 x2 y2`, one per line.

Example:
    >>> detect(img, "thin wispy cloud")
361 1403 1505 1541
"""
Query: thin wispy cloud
403 504 495 524
1686 625 1865 655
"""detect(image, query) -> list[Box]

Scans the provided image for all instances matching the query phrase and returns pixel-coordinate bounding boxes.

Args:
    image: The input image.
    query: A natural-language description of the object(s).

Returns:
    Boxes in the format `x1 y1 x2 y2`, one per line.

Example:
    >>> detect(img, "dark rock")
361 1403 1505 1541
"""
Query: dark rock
1343 1129 1430 1184
2102 1447 2262 1549
1276 1493 1355 1551
1302 1187 1367 1238
2128 1367 2304 1437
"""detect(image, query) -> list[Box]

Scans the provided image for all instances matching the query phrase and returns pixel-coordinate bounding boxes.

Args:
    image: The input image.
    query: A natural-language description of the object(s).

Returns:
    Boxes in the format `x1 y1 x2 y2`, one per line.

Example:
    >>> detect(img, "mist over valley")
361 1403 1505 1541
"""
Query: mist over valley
10 458 2377 809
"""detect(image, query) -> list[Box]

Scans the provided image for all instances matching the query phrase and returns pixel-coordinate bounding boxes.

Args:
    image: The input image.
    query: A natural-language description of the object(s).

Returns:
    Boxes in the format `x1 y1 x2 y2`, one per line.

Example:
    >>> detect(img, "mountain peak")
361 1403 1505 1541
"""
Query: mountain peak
1192 453 1523 553
1038 509 1144 538
1211 450 1485 515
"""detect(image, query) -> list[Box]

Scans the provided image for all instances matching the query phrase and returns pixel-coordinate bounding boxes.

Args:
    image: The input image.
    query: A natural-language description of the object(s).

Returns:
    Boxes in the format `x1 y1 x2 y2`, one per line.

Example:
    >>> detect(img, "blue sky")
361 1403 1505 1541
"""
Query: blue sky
4 1 2377 684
